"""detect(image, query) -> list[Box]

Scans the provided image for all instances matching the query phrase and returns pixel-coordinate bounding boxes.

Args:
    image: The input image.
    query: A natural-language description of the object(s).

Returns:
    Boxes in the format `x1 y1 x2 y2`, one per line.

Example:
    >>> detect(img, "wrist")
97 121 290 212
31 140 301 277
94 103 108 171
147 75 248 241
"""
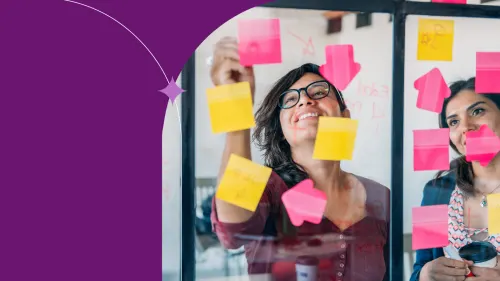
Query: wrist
227 129 250 139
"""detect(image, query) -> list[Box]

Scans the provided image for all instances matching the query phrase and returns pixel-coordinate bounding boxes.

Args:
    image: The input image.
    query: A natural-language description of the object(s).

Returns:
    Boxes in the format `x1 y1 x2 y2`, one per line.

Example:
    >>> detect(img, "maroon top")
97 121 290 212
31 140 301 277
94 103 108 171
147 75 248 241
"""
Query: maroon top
211 171 390 281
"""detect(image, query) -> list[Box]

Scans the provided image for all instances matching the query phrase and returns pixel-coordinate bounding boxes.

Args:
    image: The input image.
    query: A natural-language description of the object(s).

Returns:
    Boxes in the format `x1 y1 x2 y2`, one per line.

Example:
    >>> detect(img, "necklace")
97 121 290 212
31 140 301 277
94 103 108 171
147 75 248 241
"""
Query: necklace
479 182 500 207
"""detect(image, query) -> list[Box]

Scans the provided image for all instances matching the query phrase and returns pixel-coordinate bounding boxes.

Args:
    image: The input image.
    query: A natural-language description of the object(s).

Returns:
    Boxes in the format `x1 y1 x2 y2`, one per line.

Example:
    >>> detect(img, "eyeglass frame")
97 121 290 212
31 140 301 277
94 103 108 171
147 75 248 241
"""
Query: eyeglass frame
277 80 347 111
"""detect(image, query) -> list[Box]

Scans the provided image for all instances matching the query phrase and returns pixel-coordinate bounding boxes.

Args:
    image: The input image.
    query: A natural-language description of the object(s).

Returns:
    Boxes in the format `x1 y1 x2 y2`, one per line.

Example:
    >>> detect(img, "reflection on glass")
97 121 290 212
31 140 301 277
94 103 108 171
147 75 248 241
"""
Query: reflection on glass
193 9 393 281
405 15 500 281
410 0 500 5
162 77 182 281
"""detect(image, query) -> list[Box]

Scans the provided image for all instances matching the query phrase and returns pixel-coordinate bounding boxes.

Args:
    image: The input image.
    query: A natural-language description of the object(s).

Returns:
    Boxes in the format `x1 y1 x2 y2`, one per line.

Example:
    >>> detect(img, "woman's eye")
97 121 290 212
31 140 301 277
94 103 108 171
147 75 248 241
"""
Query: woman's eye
449 120 458 127
285 97 297 104
312 89 326 96
472 108 485 116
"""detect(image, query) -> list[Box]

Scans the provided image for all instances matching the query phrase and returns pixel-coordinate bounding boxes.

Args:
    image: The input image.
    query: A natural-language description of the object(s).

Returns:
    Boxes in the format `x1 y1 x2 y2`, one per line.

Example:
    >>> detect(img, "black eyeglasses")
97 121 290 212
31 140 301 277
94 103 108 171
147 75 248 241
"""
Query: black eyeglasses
278 80 346 110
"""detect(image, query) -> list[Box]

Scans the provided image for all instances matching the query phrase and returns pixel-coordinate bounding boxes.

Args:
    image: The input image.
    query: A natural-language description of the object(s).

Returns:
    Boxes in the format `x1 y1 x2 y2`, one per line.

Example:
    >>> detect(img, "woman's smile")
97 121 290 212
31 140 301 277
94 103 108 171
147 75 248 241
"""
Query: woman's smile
297 112 319 121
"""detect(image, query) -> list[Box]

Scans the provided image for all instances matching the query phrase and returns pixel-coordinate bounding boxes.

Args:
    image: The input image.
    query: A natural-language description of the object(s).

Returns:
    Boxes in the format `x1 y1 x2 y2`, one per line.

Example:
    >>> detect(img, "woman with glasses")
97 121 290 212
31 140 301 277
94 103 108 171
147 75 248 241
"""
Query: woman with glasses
209 37 389 281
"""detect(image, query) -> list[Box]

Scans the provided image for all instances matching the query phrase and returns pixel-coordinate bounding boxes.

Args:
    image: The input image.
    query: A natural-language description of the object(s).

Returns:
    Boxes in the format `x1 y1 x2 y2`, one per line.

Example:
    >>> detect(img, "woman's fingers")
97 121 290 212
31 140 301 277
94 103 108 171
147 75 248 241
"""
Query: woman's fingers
428 258 469 280
209 36 255 96
214 45 240 62
436 265 468 277
216 36 238 46
440 258 469 269
470 265 500 278
463 259 475 266
211 59 247 85
213 37 240 62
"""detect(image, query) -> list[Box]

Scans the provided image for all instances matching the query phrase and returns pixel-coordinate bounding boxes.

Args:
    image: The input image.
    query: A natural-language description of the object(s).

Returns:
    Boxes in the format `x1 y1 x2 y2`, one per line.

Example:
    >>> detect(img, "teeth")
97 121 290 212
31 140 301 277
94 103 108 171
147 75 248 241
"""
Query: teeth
299 112 318 120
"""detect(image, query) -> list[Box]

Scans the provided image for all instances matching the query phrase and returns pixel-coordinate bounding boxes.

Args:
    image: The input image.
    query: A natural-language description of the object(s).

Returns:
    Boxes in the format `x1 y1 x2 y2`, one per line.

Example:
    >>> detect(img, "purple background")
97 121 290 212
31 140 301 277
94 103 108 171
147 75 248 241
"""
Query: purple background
0 0 269 280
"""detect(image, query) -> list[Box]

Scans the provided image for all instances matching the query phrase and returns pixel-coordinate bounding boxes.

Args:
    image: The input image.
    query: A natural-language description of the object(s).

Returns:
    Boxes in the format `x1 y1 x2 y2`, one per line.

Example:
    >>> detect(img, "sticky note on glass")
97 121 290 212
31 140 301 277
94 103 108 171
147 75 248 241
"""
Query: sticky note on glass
414 68 451 113
412 205 449 250
417 18 454 61
216 154 272 212
319 45 361 91
476 52 500 94
414 128 450 171
432 0 466 4
206 82 255 134
237 18 282 66
313 117 358 161
466 124 500 167
281 179 327 226
487 194 500 235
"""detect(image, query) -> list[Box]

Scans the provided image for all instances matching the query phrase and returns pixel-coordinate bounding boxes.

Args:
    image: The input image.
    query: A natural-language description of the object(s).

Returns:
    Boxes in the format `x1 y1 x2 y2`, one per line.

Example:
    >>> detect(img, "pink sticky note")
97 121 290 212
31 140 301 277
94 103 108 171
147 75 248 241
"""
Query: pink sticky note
319 45 361 91
476 52 500 94
414 68 451 113
414 128 450 171
412 205 449 250
466 124 500 166
432 0 466 4
281 179 327 227
237 19 282 66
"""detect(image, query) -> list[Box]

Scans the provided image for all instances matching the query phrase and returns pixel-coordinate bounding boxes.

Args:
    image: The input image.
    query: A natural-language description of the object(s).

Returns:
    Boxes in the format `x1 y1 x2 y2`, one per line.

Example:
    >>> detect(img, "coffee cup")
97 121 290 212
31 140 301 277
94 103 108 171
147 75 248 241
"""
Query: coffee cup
459 241 498 268
295 256 319 281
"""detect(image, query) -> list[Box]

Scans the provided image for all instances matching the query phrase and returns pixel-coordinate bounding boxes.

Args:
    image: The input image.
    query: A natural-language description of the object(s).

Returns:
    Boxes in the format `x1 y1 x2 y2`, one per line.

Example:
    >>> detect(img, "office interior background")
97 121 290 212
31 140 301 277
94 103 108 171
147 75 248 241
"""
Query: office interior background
162 0 500 280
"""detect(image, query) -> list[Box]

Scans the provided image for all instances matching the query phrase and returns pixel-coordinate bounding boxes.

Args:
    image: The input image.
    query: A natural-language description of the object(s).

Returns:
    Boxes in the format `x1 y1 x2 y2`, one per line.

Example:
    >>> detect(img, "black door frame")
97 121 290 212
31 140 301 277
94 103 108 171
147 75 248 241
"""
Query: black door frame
180 1 500 280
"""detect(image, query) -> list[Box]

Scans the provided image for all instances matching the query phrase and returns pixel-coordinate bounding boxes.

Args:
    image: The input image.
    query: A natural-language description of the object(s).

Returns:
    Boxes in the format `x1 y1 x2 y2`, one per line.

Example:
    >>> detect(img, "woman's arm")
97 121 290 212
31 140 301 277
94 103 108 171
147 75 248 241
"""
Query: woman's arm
410 248 435 281
208 36 258 224
409 174 456 281
211 172 287 249
215 129 255 223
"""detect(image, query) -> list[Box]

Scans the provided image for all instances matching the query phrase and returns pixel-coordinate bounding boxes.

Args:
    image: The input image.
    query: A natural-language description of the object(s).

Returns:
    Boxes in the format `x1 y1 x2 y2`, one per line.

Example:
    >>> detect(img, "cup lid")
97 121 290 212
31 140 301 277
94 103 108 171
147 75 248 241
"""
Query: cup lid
458 241 497 263
296 256 319 266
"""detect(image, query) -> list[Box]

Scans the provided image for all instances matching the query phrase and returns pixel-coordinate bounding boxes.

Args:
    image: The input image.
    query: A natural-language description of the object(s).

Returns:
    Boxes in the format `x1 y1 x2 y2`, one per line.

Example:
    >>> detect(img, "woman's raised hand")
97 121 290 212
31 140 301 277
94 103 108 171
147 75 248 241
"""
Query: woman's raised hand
210 36 255 99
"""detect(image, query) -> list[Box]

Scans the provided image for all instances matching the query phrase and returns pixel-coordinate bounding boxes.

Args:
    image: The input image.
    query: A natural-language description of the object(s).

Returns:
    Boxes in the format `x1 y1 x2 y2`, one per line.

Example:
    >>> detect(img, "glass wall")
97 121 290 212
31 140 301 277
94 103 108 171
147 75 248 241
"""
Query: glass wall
409 0 500 6
403 14 500 280
162 75 182 281
170 1 500 281
192 7 393 280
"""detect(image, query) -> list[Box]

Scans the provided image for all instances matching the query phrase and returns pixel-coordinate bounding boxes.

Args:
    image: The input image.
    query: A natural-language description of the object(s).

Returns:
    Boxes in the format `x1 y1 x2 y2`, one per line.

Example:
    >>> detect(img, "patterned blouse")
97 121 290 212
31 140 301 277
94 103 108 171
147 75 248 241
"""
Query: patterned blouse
447 187 500 254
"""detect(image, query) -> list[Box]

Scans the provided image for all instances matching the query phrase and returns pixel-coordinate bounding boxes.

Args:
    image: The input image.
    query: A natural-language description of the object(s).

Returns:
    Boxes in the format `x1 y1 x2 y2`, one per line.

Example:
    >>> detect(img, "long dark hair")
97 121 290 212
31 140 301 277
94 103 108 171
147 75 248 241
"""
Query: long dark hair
252 63 347 188
436 77 500 197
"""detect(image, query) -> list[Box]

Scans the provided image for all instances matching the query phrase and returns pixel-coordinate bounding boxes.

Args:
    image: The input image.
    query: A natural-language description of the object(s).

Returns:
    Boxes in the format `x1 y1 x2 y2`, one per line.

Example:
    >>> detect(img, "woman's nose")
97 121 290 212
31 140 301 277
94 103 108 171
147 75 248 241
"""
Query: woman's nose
297 90 315 107
460 120 479 135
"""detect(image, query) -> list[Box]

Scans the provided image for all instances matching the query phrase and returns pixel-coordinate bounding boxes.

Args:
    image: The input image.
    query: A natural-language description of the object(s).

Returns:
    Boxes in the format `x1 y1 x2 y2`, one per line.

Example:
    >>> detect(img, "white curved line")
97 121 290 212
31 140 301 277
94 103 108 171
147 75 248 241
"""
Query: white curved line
64 0 183 198
64 0 182 129
65 0 168 80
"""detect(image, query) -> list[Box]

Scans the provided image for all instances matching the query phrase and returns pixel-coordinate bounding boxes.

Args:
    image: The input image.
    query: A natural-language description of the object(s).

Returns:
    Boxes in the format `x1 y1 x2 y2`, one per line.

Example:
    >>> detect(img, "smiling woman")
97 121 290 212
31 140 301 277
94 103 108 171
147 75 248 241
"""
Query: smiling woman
209 36 390 281
411 78 500 281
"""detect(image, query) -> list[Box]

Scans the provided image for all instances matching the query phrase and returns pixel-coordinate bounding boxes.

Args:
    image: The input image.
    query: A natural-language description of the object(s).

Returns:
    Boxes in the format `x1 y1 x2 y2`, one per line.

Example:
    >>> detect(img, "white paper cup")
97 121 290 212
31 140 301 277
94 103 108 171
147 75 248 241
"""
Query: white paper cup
459 241 498 268
295 256 319 281
474 256 497 268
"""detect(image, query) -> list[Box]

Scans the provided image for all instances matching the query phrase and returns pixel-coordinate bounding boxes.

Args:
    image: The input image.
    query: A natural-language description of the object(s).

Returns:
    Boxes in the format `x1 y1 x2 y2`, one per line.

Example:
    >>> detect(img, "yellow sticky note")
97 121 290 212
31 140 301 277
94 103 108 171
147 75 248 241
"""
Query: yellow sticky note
417 18 454 61
313 117 358 161
207 82 256 134
216 154 272 212
487 193 500 235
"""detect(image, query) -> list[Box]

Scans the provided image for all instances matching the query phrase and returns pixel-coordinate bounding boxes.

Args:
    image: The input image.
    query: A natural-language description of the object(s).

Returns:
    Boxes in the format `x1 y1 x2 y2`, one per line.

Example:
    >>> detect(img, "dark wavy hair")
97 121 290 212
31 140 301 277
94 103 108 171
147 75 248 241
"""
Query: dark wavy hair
252 63 346 188
436 77 500 197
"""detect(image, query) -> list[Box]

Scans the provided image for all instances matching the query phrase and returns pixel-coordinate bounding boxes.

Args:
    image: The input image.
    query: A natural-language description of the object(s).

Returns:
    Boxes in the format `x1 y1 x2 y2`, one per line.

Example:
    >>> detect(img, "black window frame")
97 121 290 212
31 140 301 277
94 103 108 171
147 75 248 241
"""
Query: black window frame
180 1 500 280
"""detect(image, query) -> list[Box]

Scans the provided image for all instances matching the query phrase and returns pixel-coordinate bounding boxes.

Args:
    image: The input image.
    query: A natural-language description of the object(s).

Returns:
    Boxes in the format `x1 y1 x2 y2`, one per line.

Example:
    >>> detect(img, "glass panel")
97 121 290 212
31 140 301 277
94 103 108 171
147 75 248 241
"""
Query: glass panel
194 7 393 281
409 0 500 6
162 75 182 281
404 15 500 280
